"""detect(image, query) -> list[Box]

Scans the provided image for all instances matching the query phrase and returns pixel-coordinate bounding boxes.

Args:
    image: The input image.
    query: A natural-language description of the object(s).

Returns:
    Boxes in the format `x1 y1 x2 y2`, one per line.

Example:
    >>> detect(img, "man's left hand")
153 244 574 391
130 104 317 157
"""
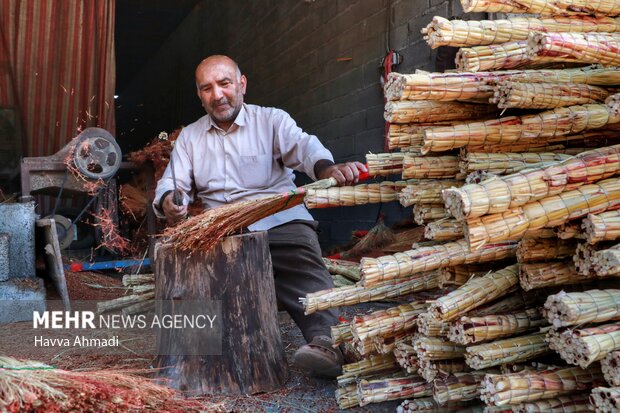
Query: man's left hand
318 161 367 186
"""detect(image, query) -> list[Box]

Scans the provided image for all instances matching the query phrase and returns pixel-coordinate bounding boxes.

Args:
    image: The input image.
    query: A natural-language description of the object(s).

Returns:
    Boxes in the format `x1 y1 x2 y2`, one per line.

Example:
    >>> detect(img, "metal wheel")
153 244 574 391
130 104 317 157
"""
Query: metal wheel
73 127 122 180
45 214 75 250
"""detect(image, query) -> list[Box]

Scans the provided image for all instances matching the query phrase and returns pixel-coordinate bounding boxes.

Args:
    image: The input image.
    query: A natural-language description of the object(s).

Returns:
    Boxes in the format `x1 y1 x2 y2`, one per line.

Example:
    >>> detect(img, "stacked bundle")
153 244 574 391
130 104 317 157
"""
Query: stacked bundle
303 1 620 409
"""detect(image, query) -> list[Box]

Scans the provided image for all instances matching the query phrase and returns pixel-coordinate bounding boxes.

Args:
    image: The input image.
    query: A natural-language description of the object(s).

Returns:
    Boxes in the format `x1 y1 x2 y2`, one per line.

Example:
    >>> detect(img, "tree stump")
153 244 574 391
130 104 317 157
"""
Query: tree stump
154 231 288 394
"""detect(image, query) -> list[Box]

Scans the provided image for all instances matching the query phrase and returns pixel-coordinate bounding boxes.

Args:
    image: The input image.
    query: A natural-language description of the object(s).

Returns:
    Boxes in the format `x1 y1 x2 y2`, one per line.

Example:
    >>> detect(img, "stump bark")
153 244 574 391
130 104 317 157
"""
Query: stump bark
154 231 288 394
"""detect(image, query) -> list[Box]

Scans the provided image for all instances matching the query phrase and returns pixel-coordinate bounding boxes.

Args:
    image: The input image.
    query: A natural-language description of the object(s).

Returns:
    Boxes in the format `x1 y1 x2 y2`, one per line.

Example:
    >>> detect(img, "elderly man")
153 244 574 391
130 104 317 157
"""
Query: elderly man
153 55 366 377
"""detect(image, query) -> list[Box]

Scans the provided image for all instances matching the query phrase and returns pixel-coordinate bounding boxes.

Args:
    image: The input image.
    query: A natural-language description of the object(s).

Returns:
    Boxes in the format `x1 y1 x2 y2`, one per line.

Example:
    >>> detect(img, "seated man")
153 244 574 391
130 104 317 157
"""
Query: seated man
153 55 367 377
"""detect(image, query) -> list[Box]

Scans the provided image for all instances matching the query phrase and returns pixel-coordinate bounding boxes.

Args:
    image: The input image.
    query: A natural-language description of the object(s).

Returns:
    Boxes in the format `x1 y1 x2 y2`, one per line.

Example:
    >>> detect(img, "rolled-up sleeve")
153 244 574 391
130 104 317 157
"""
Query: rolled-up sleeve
272 109 334 181
152 130 194 218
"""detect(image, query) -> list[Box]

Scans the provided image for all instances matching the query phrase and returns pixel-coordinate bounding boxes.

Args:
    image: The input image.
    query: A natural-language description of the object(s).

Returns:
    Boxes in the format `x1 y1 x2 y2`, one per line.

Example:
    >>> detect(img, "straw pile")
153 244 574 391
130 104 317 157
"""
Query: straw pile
465 332 550 369
428 265 519 321
419 359 470 382
436 265 485 288
543 289 620 328
590 387 620 412
528 32 620 67
448 308 547 345
384 100 497 123
305 181 406 208
512 393 593 413
413 204 451 225
583 210 620 244
359 240 517 286
443 144 620 221
432 371 490 404
400 180 462 207
96 273 155 315
465 178 620 250
358 374 432 407
491 81 611 109
460 0 620 16
302 272 440 315
547 322 620 367
424 219 464 241
337 353 401 387
423 16 620 48
519 262 589 291
455 41 566 72
601 351 620 386
403 155 462 179
516 238 577 263
422 103 620 154
590 243 620 277
351 302 428 342
480 366 605 407
367 153 405 176
459 152 571 176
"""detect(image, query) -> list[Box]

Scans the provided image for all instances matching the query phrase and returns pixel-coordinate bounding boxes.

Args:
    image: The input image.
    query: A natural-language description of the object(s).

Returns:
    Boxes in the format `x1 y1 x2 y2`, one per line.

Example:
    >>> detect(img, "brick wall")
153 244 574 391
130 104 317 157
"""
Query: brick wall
118 0 476 248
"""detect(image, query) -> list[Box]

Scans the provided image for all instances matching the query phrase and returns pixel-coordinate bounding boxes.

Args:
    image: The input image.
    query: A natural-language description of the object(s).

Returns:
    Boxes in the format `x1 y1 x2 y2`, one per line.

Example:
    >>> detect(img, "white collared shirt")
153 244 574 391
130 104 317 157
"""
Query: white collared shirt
153 103 334 230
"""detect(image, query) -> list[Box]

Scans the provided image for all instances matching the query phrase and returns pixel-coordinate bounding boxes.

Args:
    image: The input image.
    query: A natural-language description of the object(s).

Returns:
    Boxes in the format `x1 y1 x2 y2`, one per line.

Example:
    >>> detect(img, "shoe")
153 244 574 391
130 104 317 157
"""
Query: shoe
293 335 344 378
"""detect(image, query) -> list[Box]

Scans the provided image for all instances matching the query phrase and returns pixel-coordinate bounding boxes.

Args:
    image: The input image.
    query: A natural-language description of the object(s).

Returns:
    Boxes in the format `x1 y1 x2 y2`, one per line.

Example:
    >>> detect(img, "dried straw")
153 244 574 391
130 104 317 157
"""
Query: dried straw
557 221 586 240
592 244 620 277
397 397 480 412
417 312 452 338
385 100 498 124
403 155 462 179
465 332 550 370
460 152 571 176
395 342 420 374
400 180 463 207
337 353 401 387
385 66 620 102
432 371 491 404
583 210 620 244
449 308 548 345
465 178 620 250
423 16 620 48
429 265 520 321
360 239 517 287
445 144 620 221
544 289 620 328
437 265 489 288
422 104 620 154
414 336 466 361
480 365 604 406
590 387 620 412
301 271 440 315
601 350 620 386
460 0 620 16
351 302 427 342
420 359 471 383
331 321 353 346
341 216 396 260
358 374 432 406
163 177 338 252
367 153 405 177
0 356 212 412
414 204 451 225
305 181 406 208
425 219 464 241
529 32 620 67
388 122 458 150
517 239 577 263
547 322 620 368
323 258 361 282
469 289 549 317
492 81 610 109
455 41 575 73
512 392 593 412
519 262 591 291
336 384 360 409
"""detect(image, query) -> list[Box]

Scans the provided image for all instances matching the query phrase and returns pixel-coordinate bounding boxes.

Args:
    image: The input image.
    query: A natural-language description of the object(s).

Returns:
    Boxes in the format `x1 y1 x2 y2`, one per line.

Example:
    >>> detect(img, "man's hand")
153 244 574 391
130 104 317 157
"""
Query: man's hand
317 161 368 186
162 190 188 226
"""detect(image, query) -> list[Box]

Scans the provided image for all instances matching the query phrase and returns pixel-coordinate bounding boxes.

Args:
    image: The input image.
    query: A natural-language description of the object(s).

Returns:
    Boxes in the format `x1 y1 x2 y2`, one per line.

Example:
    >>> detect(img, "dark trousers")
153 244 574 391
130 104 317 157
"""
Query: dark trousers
267 220 339 343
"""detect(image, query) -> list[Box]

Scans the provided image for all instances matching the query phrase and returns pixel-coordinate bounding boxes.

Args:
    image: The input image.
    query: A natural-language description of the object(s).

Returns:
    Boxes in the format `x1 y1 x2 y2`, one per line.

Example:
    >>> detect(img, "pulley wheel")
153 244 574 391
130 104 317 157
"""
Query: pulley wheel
73 127 122 180
45 214 75 250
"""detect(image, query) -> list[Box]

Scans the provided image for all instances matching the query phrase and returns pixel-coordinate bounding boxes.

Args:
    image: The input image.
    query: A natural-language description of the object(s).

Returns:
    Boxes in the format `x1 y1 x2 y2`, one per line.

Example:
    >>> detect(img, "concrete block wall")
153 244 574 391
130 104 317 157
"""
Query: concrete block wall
118 0 476 248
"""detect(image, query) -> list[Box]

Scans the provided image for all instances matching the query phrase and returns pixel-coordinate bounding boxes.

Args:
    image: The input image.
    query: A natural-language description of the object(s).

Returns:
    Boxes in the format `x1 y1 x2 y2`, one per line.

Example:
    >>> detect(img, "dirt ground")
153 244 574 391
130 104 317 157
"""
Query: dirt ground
1 270 400 413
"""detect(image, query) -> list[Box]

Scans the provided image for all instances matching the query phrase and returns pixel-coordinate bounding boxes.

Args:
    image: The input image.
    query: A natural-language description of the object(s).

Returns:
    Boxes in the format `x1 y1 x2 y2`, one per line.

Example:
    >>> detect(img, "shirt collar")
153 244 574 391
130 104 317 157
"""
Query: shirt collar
205 103 247 132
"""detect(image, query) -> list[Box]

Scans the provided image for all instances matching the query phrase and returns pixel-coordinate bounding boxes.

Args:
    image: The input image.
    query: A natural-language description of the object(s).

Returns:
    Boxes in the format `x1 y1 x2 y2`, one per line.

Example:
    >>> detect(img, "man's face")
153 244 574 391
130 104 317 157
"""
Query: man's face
196 61 247 126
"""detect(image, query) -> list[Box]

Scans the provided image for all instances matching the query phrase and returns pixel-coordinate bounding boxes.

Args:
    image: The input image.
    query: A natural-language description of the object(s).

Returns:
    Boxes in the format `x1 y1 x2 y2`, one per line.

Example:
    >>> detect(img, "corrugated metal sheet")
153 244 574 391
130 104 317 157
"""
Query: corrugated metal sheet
0 0 115 157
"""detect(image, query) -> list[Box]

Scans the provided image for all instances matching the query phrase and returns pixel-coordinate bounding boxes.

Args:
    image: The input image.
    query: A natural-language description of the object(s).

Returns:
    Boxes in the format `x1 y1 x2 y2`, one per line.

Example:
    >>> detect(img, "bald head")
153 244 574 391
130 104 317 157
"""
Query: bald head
195 55 247 130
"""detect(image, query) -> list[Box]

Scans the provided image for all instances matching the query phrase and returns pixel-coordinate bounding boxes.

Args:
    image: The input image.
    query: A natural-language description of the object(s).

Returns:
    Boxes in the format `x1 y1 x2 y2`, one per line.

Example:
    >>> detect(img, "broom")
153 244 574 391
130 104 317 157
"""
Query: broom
164 170 370 252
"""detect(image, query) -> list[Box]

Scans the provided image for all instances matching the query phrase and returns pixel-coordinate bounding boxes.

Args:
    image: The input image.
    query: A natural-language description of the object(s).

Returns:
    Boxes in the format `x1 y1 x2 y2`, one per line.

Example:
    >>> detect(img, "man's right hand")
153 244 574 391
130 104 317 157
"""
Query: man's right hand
162 190 188 226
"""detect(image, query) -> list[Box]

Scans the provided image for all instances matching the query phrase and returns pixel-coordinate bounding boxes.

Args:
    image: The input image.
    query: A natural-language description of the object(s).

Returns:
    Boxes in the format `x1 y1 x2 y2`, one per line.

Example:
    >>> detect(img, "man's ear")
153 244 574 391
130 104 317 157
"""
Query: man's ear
240 74 248 95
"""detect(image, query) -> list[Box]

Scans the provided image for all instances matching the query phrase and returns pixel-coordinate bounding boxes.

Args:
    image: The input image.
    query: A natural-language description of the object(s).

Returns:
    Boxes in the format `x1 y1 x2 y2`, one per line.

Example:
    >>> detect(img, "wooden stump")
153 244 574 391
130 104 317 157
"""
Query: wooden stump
154 231 288 394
